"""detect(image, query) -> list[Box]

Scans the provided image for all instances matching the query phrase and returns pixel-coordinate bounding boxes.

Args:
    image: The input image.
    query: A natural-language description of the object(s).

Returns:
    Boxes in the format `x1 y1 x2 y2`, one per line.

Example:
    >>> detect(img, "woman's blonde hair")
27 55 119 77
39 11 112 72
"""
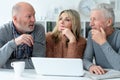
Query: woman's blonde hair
52 9 81 43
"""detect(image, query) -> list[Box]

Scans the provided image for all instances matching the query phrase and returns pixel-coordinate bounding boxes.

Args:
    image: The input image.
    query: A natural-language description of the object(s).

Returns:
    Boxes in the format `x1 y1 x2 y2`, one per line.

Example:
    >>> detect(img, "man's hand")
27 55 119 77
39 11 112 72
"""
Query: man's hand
14 34 34 47
91 27 106 45
89 65 107 75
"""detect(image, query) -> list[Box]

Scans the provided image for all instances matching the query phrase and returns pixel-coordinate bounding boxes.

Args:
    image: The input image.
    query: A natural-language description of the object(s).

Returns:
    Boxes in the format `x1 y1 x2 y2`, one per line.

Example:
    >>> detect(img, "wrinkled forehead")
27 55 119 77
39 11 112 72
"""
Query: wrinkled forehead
91 10 106 19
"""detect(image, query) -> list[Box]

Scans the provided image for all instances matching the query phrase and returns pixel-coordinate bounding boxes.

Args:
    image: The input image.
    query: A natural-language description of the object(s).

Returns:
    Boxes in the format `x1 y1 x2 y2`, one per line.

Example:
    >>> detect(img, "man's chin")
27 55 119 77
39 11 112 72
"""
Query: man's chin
92 28 98 30
26 29 34 34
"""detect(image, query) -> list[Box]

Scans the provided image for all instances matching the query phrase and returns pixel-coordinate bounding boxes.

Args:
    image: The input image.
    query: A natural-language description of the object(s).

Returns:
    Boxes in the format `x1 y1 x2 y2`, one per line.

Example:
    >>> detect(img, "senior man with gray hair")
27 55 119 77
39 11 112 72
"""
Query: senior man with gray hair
0 2 46 69
83 3 120 75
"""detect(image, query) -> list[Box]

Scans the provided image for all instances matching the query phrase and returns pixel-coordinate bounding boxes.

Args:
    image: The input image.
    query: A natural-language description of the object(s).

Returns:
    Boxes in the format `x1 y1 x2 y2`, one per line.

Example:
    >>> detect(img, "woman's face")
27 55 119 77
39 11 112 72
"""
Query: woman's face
58 12 72 31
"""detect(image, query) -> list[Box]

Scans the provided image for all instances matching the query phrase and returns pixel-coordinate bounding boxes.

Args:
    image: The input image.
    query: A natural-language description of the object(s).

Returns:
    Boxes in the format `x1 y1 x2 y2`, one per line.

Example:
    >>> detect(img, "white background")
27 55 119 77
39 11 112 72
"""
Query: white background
0 0 80 26
0 0 119 26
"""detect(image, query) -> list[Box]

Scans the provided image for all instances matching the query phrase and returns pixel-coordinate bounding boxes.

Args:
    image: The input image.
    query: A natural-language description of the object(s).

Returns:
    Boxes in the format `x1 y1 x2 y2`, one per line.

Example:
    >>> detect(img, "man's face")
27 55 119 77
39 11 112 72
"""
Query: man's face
89 10 108 31
14 6 35 33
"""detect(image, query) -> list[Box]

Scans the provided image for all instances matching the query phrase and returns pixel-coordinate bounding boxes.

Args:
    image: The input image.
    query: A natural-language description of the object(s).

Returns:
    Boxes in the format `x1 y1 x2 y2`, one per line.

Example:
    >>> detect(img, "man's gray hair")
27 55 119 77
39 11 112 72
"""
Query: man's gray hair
12 4 21 17
93 3 115 25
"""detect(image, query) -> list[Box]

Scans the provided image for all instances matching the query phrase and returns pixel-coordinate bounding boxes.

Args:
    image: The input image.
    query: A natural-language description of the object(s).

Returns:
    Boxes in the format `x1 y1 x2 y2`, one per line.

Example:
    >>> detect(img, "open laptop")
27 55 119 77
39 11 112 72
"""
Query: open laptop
31 57 84 77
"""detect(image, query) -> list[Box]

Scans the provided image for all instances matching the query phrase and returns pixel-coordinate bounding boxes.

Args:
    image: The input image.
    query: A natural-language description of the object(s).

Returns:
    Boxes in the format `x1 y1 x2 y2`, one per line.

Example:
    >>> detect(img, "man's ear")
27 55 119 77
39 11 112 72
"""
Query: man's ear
12 16 17 22
106 18 112 26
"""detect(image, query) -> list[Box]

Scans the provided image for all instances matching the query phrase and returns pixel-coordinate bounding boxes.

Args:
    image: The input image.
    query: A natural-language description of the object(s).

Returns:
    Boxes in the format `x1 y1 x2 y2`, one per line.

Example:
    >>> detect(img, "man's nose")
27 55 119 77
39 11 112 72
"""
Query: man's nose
31 16 35 22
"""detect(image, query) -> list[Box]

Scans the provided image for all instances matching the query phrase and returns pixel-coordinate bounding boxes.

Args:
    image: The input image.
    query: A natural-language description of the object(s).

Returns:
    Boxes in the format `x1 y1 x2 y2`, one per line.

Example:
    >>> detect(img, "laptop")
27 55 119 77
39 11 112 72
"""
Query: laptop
31 57 84 77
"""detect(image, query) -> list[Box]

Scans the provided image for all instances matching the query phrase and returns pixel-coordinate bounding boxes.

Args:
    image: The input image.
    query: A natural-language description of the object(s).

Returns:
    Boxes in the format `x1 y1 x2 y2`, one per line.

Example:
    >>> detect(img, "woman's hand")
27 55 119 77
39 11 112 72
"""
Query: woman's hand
62 28 76 43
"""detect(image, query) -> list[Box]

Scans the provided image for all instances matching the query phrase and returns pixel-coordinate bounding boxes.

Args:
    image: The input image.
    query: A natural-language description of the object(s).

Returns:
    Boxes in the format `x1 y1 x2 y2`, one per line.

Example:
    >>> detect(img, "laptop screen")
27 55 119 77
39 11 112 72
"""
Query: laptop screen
32 57 84 77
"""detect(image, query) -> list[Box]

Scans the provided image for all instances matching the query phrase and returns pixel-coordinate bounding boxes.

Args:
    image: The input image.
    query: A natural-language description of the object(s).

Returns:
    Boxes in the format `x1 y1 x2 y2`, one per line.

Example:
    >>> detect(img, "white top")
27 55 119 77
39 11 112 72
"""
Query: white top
32 57 84 76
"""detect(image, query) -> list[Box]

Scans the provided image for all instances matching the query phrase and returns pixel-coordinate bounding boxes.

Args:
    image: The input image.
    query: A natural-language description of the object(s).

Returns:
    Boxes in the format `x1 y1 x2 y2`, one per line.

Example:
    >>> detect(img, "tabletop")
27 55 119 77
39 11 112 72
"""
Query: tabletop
0 69 120 80
0 69 90 80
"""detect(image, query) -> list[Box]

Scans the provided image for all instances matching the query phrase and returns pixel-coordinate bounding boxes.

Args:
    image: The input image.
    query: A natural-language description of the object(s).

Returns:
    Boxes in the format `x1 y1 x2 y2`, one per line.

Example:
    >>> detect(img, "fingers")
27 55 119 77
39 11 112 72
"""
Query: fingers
91 27 104 34
100 27 105 34
91 29 99 39
62 28 76 43
93 66 105 75
91 29 99 34
61 28 68 35
89 65 106 75
15 34 34 47
91 27 106 45
22 35 33 46
62 28 70 38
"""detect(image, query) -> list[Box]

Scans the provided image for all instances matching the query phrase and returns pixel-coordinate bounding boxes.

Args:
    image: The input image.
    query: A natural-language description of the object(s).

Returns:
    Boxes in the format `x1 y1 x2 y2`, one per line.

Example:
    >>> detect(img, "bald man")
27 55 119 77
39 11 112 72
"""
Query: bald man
0 2 46 69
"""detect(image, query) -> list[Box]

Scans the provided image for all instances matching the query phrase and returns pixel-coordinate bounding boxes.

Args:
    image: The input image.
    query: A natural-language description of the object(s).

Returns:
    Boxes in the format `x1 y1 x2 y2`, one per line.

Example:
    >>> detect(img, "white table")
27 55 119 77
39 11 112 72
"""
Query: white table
0 69 120 80
0 69 90 80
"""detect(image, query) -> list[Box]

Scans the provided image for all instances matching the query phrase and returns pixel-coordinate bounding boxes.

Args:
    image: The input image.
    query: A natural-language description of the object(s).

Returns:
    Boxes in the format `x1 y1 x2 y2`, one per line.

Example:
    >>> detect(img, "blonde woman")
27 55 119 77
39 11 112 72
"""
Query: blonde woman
46 9 86 58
